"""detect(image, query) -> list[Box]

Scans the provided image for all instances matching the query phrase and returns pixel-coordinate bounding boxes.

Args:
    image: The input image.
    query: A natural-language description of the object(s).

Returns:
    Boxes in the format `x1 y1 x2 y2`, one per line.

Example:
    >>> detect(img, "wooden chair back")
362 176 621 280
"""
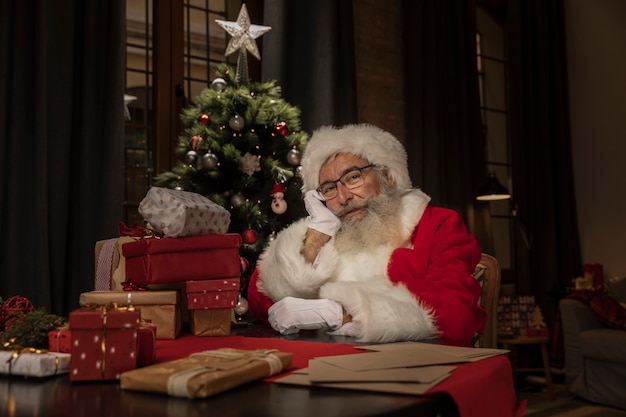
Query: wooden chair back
474 253 502 348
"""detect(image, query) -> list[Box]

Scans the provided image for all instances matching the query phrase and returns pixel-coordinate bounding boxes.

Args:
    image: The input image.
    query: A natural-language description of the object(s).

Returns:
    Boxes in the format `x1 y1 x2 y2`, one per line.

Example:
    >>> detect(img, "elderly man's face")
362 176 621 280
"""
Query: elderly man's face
318 153 383 219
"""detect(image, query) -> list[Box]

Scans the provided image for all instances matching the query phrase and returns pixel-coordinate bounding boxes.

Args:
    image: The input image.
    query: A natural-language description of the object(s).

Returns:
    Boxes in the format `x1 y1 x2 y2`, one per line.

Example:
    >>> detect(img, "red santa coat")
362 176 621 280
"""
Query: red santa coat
248 189 487 346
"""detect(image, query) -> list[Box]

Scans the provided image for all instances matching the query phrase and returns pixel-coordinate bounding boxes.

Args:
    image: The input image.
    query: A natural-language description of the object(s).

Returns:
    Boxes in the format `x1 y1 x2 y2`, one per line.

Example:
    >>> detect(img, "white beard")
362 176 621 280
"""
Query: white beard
333 191 404 255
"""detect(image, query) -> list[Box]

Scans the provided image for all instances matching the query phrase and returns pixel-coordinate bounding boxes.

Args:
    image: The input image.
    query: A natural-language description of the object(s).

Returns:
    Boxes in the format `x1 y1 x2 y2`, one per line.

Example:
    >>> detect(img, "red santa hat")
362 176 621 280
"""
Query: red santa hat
300 124 412 193
272 183 285 195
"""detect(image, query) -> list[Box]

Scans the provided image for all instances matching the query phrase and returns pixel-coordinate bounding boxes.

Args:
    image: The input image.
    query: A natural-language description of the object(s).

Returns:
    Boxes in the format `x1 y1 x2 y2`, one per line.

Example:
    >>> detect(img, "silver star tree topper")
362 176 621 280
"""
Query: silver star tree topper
216 4 271 83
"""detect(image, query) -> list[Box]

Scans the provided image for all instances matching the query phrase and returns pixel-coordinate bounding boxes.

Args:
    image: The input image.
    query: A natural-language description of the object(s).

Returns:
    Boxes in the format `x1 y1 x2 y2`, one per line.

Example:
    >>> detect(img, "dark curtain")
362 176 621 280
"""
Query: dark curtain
402 0 491 247
0 1 125 316
507 0 581 327
261 0 358 133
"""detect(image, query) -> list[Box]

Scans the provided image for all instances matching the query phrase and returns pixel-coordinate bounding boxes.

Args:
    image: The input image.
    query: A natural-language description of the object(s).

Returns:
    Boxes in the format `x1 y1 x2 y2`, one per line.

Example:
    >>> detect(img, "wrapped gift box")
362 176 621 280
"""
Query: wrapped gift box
137 323 157 367
185 278 239 293
122 234 242 285
79 290 181 339
48 324 156 368
48 327 72 353
186 278 239 310
138 186 231 238
120 348 292 398
187 292 237 309
69 307 140 381
189 308 232 336
0 351 71 377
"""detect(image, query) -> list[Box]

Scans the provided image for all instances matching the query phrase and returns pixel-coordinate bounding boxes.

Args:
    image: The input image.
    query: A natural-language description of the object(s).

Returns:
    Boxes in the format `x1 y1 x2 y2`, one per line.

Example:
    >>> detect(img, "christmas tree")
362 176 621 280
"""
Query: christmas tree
153 6 308 297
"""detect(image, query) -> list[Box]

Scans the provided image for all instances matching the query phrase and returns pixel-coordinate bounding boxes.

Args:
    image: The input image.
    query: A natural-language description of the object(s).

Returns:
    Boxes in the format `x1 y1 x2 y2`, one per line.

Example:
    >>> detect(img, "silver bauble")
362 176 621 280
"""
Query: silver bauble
201 151 219 170
286 148 301 165
229 115 245 131
185 150 198 165
211 77 227 92
234 294 249 316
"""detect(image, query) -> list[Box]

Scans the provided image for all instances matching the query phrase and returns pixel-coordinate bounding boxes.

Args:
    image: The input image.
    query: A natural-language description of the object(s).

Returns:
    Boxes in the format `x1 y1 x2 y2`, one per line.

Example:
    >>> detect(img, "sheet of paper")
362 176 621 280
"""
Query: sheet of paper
274 368 451 395
308 359 455 383
313 349 464 371
359 341 509 362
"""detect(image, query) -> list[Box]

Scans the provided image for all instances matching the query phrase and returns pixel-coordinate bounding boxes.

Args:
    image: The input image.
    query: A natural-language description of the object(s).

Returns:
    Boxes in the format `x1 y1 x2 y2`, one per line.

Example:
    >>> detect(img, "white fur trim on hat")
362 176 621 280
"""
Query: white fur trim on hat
300 124 412 193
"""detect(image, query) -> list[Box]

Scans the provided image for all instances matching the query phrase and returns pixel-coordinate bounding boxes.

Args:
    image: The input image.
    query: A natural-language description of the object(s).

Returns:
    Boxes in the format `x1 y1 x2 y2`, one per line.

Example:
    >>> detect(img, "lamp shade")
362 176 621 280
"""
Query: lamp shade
476 172 511 201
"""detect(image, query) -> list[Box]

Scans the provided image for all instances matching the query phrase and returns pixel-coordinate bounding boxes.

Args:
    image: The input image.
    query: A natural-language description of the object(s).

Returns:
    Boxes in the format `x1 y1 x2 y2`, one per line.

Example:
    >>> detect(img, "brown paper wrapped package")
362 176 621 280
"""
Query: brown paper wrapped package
120 348 293 398
188 308 231 336
79 291 182 339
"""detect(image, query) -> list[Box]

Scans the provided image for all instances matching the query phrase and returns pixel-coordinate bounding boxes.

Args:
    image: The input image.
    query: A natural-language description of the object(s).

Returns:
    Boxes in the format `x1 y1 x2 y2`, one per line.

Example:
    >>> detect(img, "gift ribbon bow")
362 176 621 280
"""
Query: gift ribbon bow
121 281 149 292
118 221 161 239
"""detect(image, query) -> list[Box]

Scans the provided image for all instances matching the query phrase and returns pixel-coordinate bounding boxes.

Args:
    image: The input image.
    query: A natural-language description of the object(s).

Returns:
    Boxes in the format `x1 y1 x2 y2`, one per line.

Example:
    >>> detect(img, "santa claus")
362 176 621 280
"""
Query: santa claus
247 124 487 346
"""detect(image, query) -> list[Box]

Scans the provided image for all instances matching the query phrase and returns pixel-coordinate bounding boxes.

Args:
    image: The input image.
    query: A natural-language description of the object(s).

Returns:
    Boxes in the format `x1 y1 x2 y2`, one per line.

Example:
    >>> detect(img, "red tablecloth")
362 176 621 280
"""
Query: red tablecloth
156 334 525 417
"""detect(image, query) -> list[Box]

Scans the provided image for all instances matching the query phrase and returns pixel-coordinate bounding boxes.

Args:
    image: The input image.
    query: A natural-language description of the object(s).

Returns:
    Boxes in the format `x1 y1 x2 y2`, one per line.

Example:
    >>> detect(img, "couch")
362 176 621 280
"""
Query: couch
560 296 626 410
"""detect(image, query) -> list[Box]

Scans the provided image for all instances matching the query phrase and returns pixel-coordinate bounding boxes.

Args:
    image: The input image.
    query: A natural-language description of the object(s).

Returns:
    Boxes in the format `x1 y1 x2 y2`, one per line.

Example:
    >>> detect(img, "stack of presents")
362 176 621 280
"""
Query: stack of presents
4 187 278 385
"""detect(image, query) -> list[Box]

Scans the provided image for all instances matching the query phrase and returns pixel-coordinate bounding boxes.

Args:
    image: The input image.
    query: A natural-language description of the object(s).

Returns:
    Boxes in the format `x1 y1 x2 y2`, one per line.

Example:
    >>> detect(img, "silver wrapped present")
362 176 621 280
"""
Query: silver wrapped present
139 187 230 238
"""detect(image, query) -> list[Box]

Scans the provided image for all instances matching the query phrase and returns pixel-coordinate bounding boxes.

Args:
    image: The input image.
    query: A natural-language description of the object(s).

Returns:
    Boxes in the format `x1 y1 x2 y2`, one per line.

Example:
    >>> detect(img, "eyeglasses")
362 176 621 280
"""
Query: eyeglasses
317 164 375 200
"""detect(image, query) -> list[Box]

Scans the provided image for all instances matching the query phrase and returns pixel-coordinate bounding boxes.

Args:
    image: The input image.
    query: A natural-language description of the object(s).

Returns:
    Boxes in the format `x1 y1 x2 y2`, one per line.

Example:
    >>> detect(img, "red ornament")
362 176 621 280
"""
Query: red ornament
199 114 211 126
275 121 289 137
189 135 203 151
1 295 35 330
240 256 250 273
242 228 259 245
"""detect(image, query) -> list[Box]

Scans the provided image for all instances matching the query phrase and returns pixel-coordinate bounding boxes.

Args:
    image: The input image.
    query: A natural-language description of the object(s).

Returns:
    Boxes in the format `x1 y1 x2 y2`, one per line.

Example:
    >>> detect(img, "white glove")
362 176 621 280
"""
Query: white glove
304 190 341 237
268 296 344 335
328 321 358 337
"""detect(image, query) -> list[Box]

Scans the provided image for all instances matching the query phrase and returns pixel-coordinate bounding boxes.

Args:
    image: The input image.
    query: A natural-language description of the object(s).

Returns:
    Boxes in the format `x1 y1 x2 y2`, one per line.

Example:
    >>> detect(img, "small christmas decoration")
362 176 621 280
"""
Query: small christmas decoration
529 306 547 329
189 135 203 151
275 121 289 137
1 295 35 331
230 193 246 208
211 78 227 92
271 183 288 214
199 113 211 126
240 152 261 176
215 3 271 83
201 150 219 170
0 302 66 349
229 114 245 131
242 228 259 245
240 256 250 273
234 294 249 318
286 147 301 166
185 150 198 165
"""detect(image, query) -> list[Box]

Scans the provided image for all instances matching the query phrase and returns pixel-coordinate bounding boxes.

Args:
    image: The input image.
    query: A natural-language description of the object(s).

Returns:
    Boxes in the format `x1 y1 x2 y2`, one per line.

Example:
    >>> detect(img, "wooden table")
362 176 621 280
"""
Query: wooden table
0 325 460 417
498 335 554 399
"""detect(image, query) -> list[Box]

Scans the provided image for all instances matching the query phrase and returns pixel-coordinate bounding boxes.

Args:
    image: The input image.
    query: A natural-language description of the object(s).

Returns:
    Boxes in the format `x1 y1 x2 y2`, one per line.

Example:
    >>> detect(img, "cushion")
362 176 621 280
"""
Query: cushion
580 328 626 364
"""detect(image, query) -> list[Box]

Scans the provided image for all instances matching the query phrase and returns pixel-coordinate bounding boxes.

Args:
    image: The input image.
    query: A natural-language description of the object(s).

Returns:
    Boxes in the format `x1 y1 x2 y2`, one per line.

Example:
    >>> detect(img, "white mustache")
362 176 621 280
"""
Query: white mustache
334 199 369 217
